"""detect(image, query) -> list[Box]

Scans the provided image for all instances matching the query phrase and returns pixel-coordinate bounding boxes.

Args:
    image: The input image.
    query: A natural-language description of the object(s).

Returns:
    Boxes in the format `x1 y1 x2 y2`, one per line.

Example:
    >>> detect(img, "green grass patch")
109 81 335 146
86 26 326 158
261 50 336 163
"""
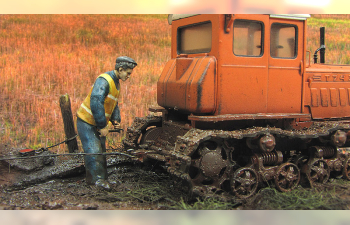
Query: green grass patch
96 164 185 208
308 17 350 28
345 55 350 65
76 28 94 42
95 163 243 210
245 186 350 210
28 143 44 150
172 197 239 210
1 17 31 28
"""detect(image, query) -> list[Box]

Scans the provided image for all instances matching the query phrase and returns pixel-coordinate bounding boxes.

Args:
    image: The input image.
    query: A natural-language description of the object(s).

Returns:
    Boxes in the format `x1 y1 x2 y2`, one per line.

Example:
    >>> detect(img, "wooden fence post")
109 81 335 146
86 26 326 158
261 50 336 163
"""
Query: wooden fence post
59 94 78 153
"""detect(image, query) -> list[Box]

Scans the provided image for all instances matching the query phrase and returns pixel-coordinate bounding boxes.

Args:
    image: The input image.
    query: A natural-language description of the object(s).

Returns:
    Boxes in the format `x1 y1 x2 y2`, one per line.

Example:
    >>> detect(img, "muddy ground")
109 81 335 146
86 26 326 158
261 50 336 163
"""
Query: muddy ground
1 144 350 210
0 143 198 210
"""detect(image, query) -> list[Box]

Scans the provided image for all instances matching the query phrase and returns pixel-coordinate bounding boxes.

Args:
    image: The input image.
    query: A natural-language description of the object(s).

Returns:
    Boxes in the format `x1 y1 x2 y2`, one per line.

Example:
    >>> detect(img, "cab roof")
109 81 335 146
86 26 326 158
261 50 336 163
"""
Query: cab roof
168 14 310 25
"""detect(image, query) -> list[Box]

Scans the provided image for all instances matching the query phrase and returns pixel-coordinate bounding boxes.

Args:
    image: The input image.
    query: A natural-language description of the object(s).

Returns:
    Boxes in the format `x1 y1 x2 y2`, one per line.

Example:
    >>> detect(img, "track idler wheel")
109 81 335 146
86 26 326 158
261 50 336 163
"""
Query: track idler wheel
342 157 350 181
140 127 162 145
189 140 231 188
274 163 300 192
306 159 330 186
231 167 258 199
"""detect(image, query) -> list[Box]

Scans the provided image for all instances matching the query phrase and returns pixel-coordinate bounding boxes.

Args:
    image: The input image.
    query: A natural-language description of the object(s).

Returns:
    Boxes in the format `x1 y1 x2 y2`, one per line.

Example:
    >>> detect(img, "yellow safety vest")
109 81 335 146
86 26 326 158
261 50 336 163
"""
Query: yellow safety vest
77 73 120 126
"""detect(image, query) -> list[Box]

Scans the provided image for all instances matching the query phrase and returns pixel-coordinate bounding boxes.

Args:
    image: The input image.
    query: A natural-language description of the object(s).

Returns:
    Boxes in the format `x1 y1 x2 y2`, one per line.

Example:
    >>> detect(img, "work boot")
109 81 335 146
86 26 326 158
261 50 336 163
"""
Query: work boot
95 179 111 191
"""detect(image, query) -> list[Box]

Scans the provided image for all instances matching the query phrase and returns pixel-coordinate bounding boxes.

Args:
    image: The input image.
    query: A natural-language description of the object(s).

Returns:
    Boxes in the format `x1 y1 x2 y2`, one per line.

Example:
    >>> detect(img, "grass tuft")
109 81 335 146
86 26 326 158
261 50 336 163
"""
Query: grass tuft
245 186 350 210
172 197 240 210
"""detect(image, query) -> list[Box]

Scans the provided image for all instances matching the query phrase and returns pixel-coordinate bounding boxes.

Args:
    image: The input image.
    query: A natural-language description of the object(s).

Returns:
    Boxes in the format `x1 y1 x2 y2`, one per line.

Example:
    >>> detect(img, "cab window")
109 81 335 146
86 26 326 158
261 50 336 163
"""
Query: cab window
233 20 263 57
270 23 297 58
178 22 212 54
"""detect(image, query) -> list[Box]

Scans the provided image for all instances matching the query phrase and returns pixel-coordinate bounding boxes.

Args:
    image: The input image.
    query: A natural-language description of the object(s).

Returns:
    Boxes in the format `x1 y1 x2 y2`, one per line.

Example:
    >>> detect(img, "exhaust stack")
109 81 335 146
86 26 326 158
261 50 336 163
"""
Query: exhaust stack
313 27 326 64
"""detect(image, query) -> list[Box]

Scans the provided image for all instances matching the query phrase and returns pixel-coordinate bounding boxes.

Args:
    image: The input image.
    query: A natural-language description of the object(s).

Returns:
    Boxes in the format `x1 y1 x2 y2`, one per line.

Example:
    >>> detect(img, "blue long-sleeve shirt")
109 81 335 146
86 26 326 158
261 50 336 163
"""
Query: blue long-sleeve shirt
90 70 121 129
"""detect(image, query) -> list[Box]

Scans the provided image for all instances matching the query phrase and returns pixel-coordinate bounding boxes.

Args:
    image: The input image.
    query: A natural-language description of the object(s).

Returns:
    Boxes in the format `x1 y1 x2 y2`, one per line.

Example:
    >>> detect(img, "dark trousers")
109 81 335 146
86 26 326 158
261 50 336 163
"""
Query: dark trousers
76 117 107 184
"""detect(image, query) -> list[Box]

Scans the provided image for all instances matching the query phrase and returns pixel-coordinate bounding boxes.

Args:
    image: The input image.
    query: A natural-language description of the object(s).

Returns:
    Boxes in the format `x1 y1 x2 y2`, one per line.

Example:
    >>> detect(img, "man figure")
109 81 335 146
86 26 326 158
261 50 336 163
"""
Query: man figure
76 56 137 190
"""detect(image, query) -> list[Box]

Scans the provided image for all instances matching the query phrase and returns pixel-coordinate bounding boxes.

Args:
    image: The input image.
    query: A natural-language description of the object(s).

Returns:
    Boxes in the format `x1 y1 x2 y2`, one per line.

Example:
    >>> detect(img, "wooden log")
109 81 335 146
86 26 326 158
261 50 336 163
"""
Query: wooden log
59 94 78 153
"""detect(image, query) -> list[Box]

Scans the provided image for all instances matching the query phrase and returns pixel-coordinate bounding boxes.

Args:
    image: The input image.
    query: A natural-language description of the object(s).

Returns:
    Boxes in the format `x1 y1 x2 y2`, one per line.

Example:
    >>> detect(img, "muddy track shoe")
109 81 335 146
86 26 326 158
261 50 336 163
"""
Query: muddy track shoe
95 179 111 191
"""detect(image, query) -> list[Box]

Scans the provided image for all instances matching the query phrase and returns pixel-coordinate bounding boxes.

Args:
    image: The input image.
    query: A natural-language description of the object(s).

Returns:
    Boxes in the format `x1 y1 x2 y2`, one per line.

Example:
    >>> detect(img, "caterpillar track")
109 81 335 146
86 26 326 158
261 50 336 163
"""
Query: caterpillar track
122 116 350 199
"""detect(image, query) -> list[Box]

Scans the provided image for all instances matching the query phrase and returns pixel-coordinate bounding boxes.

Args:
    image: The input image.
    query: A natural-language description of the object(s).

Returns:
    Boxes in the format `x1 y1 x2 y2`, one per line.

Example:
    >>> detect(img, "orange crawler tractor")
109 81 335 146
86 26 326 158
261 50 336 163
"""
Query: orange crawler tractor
123 14 350 198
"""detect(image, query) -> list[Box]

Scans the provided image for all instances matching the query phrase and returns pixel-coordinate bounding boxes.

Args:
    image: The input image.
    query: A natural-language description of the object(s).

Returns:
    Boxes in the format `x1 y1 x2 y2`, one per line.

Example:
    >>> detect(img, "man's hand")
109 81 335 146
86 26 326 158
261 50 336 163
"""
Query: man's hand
112 120 121 129
99 126 109 137
98 122 113 137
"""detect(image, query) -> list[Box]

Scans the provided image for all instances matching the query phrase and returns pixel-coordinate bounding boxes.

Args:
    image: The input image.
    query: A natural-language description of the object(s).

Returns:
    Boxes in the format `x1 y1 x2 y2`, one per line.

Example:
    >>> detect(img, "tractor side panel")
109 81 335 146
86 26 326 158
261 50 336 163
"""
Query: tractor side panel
157 56 216 114
304 65 350 119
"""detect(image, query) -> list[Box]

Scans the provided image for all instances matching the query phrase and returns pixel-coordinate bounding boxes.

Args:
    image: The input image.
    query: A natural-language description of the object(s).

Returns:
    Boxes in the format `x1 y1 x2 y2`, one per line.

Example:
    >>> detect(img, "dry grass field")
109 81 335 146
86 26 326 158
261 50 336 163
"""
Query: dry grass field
0 14 350 153
0 14 170 152
307 14 350 64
